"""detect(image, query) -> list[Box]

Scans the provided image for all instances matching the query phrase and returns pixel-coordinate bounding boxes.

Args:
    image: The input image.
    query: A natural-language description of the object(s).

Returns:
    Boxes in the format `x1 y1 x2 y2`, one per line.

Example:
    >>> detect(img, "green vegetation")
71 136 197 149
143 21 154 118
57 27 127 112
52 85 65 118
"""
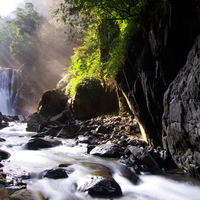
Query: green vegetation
55 0 163 96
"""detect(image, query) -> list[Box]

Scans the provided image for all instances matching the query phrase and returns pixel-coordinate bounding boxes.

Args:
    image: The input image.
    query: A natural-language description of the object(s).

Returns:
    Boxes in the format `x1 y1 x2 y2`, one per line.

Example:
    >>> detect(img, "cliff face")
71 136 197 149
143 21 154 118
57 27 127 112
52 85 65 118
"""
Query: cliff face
163 35 200 179
117 0 200 147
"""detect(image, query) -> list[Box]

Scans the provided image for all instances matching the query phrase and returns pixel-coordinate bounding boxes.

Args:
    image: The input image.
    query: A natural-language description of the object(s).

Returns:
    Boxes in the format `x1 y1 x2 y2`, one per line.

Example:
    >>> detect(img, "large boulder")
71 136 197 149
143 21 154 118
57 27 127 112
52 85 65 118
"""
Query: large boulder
37 89 68 118
163 35 200 178
70 77 118 120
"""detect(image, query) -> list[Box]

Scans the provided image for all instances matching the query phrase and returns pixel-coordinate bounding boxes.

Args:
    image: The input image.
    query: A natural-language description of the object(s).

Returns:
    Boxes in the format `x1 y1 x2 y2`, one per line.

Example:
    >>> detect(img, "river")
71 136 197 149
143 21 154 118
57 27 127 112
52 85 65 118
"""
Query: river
0 122 200 200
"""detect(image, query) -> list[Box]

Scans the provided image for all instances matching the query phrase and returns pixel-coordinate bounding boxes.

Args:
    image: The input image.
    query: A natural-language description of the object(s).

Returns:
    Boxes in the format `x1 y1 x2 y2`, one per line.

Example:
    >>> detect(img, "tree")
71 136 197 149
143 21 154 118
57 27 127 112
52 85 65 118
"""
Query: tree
6 3 43 65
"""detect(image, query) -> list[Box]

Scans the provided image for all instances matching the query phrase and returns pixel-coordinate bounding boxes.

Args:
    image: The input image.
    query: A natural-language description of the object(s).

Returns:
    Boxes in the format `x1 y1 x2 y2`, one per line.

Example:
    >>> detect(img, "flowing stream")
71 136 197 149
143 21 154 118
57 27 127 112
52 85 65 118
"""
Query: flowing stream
0 122 200 200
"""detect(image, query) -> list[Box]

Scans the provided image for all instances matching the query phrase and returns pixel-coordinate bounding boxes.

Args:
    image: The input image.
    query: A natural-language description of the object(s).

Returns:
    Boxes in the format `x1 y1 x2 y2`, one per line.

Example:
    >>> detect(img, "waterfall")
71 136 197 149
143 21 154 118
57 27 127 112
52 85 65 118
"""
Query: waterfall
0 67 22 115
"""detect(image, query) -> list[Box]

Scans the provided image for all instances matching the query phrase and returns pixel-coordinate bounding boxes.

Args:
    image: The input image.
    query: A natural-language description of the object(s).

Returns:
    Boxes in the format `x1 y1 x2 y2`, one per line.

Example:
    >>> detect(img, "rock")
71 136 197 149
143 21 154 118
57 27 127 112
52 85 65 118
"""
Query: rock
26 112 43 132
96 125 109 134
0 137 6 142
77 163 122 198
49 110 72 123
37 89 68 118
0 112 2 124
0 188 9 199
127 146 161 174
70 77 118 120
24 138 62 150
116 0 200 147
37 121 61 132
57 125 79 138
0 149 11 160
10 189 45 200
163 34 200 178
42 168 68 179
89 143 120 158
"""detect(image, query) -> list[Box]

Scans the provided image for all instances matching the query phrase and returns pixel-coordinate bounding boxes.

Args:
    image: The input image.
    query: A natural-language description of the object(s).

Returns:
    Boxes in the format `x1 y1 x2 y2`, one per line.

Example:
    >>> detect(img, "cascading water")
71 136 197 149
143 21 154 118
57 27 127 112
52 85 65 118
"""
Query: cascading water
1 123 200 200
0 67 22 115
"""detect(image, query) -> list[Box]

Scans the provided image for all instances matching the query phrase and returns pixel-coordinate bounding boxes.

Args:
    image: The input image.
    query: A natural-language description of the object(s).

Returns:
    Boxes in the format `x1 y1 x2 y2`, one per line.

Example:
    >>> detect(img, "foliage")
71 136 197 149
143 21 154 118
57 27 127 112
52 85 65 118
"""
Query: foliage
65 74 102 98
6 3 43 65
54 0 163 95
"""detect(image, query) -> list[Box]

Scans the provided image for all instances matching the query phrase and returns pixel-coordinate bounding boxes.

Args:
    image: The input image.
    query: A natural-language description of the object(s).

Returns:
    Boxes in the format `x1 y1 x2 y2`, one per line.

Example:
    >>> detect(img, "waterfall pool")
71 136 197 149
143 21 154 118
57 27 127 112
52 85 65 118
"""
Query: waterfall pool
0 122 200 200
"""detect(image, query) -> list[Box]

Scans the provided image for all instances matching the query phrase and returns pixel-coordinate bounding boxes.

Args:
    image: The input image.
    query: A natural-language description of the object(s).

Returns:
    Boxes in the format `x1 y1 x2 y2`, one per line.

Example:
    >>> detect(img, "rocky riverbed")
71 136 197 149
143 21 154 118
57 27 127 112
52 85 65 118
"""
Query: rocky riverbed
0 113 181 199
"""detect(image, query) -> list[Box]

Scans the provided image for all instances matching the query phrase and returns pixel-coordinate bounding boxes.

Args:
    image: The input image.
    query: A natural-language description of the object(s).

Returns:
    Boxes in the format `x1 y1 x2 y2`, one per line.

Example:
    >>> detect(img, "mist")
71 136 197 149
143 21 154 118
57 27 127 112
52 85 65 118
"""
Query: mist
0 0 79 114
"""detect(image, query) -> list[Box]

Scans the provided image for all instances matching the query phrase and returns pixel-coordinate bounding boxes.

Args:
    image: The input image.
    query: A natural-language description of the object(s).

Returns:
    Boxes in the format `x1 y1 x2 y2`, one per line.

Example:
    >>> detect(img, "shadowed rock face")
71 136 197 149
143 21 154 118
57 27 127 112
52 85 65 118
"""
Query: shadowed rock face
163 35 200 179
37 89 68 118
117 0 200 147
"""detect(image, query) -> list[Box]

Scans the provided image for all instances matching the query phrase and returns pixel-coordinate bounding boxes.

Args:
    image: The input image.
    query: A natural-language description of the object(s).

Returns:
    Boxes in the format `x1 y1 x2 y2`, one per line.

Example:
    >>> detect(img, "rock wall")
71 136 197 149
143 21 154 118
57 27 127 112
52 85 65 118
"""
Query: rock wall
163 35 200 178
117 0 200 147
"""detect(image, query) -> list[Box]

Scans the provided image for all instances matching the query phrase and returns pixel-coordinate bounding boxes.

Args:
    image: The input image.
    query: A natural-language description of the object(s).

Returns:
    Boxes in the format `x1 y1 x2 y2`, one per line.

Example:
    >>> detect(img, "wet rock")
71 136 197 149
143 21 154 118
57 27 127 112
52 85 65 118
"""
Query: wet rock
57 125 80 138
89 143 120 158
77 135 89 143
0 188 9 199
0 137 6 142
10 189 46 200
24 138 62 150
0 149 11 160
42 168 68 179
26 112 43 132
77 164 122 198
126 146 161 174
0 112 2 124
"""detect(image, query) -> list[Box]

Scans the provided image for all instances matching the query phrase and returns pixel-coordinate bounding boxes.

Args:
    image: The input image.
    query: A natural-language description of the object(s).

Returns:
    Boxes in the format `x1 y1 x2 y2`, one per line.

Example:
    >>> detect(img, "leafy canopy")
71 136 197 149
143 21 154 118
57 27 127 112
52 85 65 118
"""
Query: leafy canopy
55 0 156 95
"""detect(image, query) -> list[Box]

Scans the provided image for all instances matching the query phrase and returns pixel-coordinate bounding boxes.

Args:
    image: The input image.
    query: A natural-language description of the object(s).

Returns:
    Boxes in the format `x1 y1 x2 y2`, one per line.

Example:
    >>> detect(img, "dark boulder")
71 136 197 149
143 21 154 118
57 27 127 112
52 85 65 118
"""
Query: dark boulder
37 89 68 118
26 112 43 132
24 138 62 150
57 125 80 138
126 146 161 174
71 78 118 120
163 35 200 179
77 163 122 198
42 168 68 179
37 121 61 132
0 149 11 160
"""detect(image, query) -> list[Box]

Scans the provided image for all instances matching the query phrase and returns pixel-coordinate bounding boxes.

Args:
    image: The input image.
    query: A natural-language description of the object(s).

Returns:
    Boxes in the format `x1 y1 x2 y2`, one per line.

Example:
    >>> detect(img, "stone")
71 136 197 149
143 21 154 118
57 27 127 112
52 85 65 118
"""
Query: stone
89 143 120 158
26 112 43 132
10 189 45 200
24 138 62 150
0 188 9 199
42 168 68 179
77 163 122 198
70 78 118 120
163 35 200 178
116 0 200 147
57 125 79 138
0 149 11 160
127 146 161 174
37 89 68 118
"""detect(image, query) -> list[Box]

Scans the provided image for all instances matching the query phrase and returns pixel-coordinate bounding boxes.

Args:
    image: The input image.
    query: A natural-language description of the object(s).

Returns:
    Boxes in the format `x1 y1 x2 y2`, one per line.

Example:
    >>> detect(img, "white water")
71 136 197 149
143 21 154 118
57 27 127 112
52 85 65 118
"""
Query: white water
1 123 200 200
0 67 22 115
